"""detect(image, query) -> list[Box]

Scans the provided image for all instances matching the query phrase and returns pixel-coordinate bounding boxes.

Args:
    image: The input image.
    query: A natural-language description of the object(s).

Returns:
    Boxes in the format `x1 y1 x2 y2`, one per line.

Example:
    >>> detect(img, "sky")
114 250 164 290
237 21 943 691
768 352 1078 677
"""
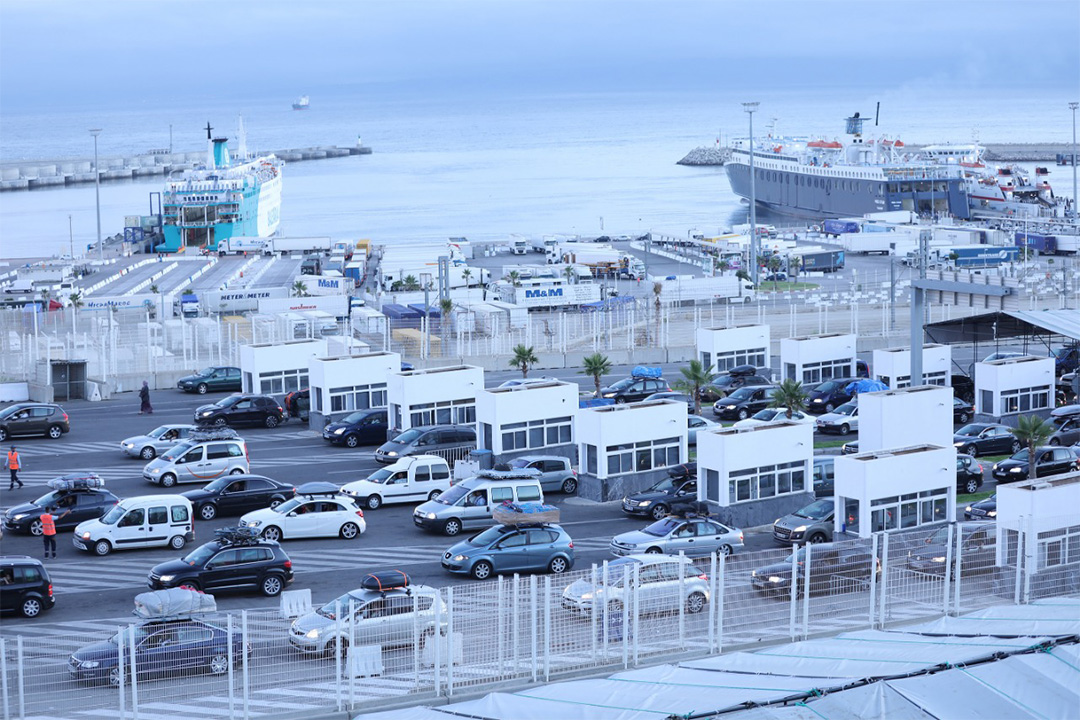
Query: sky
1 0 1078 112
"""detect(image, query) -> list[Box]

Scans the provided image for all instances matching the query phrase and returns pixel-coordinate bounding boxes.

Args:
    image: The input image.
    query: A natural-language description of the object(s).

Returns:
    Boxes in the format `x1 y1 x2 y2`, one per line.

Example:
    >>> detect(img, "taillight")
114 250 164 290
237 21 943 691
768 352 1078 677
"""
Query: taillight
277 406 284 414
356 510 364 518
283 560 292 569
739 533 744 542
62 413 69 421
48 584 53 597
697 573 708 581
977 463 983 473
568 542 574 549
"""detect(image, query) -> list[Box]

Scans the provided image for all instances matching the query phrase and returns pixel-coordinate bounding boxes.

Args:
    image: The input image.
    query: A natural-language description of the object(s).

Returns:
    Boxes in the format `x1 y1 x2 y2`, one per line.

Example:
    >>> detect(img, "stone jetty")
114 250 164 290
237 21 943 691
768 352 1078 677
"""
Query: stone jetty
677 146 731 166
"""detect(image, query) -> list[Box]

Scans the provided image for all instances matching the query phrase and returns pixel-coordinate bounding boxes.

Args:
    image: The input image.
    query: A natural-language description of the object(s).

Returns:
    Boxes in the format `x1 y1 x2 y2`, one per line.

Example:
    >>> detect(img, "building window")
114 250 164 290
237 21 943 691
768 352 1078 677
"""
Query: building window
328 383 387 413
1000 386 1051 415
409 398 475 428
800 358 853 384
872 488 946 532
585 444 597 475
705 468 720 503
712 347 768 372
259 368 308 395
887 371 946 389
498 415 571 452
726 461 806 505
1037 525 1080 570
605 437 681 477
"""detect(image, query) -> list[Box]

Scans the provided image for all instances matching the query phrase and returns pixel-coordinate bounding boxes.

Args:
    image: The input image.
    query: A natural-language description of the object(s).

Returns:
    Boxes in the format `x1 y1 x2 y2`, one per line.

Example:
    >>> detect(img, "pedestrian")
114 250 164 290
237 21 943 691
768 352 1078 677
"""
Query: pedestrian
6 446 22 489
40 505 69 559
139 380 153 415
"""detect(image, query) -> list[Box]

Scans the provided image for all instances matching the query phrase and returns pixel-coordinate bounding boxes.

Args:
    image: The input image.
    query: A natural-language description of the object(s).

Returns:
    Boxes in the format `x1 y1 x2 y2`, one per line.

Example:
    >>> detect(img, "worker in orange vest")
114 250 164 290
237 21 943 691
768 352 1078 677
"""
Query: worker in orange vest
6 446 22 489
40 505 70 559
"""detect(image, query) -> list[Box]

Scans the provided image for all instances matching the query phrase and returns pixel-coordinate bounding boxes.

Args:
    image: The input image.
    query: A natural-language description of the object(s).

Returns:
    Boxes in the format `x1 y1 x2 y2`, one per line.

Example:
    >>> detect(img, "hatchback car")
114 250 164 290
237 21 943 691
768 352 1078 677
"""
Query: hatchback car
991 446 1080 483
953 423 1021 458
906 523 997 576
442 523 575 580
751 542 880 597
0 556 54 618
1049 415 1080 447
143 430 249 487
147 528 293 596
176 366 242 394
772 498 834 545
321 408 389 448
121 424 197 460
956 454 984 495
182 474 297 521
3 473 118 536
0 402 70 441
240 483 366 542
194 394 285 428
815 402 859 435
964 494 997 521
699 367 771 403
621 475 697 521
687 415 720 445
952 397 975 425
733 407 813 429
562 555 710 615
374 424 476 464
610 516 743 558
598 375 671 404
644 392 694 411
505 456 579 494
713 385 778 421
806 379 857 414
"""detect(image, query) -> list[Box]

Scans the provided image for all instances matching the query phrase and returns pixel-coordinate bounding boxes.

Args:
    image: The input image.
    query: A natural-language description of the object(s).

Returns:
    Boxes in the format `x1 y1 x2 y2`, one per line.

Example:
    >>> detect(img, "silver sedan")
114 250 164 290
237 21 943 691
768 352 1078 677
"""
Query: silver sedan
120 424 197 460
610 517 744 558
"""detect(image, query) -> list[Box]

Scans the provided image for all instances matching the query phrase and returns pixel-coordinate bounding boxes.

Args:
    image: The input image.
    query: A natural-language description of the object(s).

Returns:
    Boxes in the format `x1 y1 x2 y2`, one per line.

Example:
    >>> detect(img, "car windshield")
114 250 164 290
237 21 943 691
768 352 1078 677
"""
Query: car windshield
647 478 675 494
469 525 509 546
784 547 812 563
1011 448 1030 462
100 504 126 525
366 468 394 484
317 592 360 619
609 378 634 390
214 396 240 408
202 478 230 492
197 367 216 377
341 411 369 424
752 409 779 421
147 426 170 439
642 518 681 537
815 381 839 393
955 424 988 437
274 498 301 514
161 442 195 461
392 428 423 444
435 484 469 506
793 500 833 520
1052 347 1076 358
833 403 856 416
712 376 735 388
0 405 24 419
727 387 755 401
182 544 218 566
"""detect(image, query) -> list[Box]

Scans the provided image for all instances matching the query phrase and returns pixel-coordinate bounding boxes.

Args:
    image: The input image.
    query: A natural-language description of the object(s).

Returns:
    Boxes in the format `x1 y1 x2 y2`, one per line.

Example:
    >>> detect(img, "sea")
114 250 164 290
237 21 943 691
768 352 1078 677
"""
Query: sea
1 85 1076 260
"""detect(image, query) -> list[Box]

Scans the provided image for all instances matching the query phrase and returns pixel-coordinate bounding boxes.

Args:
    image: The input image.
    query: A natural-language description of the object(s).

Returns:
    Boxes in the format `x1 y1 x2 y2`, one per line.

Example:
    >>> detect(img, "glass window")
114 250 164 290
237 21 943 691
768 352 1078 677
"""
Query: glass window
148 507 167 525
490 487 514 504
517 485 542 502
171 505 190 523
119 509 145 527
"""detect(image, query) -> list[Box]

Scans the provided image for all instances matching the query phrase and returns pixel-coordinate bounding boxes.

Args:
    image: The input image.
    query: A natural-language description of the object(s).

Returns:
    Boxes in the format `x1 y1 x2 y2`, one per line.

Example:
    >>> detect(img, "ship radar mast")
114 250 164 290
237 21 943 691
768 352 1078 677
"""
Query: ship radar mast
845 112 869 164
205 122 214 169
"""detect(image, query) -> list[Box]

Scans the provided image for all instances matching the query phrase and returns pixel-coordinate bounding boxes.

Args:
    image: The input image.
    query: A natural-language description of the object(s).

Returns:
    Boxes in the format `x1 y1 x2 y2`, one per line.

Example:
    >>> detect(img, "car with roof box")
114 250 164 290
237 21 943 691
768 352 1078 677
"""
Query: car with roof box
0 556 54 618
412 468 545 536
341 455 452 510
1049 409 1080 447
4 473 118 536
374 424 476 465
561 554 710 615
698 366 771 403
597 367 671 404
240 482 366 542
0 402 70 441
121 424 198 460
148 527 293 596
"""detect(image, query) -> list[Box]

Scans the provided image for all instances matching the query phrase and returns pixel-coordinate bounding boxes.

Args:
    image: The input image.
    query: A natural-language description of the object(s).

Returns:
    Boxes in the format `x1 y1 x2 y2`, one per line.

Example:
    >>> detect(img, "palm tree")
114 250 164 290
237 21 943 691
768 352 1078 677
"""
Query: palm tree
39 288 51 307
1010 415 1056 480
68 291 83 309
673 360 717 415
580 352 613 398
149 284 159 295
717 259 731 276
735 268 751 283
291 280 309 297
769 379 809 420
508 344 539 378
402 275 420 291
460 268 472 287
563 265 577 285
766 255 784 289
507 270 522 287
439 297 454 355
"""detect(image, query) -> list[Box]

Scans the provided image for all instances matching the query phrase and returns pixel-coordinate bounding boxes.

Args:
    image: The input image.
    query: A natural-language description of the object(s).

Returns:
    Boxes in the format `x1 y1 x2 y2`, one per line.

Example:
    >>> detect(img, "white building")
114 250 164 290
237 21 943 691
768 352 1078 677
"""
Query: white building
386 365 484 435
780 333 857 384
696 324 769 372
576 399 688 501
995 471 1080 575
834 444 955 539
476 380 578 461
695 421 814 527
973 356 1055 418
858 385 954 453
872 344 951 389
308 351 400 428
239 338 328 395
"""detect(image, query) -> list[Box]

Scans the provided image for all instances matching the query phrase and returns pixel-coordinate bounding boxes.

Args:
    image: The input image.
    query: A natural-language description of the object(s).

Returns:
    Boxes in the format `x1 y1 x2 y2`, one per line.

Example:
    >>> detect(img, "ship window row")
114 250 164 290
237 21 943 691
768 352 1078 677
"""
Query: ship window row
755 170 883 195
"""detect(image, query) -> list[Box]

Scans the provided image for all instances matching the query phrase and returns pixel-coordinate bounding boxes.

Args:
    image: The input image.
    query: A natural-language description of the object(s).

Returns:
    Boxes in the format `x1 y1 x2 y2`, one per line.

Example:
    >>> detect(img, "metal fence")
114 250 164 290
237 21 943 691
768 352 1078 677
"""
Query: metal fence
3 519 1078 720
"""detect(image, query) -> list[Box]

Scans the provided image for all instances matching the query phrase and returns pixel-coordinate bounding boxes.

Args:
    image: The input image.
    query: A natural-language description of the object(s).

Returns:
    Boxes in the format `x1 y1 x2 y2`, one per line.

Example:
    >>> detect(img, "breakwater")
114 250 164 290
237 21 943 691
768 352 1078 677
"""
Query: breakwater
0 144 373 192
678 142 1074 166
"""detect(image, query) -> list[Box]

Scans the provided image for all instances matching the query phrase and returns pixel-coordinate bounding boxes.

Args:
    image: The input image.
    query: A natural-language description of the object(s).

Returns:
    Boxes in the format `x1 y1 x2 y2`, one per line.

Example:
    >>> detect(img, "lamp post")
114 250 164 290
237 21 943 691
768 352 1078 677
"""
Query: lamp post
742 102 760 285
68 214 73 259
90 129 103 261
1070 102 1078 220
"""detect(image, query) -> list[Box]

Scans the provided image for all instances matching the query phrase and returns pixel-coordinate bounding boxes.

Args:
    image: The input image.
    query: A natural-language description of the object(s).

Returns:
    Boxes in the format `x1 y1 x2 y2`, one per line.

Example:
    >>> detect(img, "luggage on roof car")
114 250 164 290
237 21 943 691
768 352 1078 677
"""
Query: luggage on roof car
493 501 560 525
667 462 697 480
475 467 541 481
296 481 341 497
361 571 409 592
47 473 105 491
133 588 216 618
631 366 663 379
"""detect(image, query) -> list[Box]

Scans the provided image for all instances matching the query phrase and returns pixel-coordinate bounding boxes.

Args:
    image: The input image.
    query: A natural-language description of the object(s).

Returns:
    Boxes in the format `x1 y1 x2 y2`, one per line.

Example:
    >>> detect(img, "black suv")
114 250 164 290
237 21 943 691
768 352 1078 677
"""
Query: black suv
598 375 671 404
3 473 118 536
322 408 389 448
194 394 285 428
806 378 857 414
182 474 297 521
621 473 698 521
0 556 54 618
700 368 771 403
148 527 293 597
177 366 242 394
713 385 778 420
0 402 70 441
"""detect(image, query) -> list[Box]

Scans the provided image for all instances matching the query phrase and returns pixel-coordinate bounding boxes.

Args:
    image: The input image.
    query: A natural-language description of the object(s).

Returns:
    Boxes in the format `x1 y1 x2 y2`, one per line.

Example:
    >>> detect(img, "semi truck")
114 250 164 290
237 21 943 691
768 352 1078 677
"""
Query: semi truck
200 287 289 314
948 245 1020 267
823 219 860 237
216 236 269 254
263 236 333 254
659 276 756 304
798 250 846 273
379 264 490 291
257 294 350 318
1014 232 1058 255
510 234 529 255
492 278 602 309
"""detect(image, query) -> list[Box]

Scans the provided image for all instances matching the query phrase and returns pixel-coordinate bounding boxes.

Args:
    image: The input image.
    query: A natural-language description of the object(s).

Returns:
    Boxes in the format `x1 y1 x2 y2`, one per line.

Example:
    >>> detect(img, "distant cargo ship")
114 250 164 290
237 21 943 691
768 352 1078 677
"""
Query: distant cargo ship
158 121 283 253
292 95 310 110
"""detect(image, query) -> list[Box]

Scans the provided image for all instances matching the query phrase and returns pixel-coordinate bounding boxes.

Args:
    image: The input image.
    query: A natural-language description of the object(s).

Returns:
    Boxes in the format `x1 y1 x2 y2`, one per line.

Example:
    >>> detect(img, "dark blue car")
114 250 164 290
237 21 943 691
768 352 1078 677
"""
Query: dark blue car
806 378 857 414
322 408 389 448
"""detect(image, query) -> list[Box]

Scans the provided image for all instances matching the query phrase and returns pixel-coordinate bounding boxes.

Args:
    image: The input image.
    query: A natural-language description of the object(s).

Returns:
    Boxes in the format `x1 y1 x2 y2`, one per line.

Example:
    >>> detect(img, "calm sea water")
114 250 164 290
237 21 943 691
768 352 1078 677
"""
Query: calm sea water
1 86 1075 260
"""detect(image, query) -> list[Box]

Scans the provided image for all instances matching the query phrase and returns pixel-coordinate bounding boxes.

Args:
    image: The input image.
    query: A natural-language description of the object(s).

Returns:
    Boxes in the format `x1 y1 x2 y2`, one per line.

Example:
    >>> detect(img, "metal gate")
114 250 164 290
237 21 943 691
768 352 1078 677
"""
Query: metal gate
51 359 87 401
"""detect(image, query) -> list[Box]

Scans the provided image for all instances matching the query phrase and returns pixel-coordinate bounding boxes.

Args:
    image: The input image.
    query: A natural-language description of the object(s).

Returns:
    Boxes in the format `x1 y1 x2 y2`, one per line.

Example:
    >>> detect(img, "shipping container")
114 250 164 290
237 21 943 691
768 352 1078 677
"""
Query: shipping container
823 219 860 236
1014 232 1058 254
800 250 846 273
950 245 1019 267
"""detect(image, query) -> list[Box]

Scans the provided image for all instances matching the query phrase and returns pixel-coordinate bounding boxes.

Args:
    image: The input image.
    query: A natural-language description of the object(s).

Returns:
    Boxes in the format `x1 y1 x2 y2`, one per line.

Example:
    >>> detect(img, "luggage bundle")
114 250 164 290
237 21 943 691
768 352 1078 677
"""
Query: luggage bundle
631 366 663 379
134 588 216 619
47 472 105 491
493 501 560 526
361 571 409 592
476 467 541 481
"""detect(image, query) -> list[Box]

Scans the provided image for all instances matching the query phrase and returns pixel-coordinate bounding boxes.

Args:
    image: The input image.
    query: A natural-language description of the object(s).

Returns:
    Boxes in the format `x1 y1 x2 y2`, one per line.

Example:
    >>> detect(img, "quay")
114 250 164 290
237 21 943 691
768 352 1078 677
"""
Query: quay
0 142 373 192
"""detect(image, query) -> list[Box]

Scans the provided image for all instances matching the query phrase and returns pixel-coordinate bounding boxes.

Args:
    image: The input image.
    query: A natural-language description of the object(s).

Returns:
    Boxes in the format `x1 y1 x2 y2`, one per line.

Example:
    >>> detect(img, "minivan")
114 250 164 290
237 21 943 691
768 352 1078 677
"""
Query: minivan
374 425 477 465
412 474 544 536
143 430 249 487
340 455 452 509
73 495 194 556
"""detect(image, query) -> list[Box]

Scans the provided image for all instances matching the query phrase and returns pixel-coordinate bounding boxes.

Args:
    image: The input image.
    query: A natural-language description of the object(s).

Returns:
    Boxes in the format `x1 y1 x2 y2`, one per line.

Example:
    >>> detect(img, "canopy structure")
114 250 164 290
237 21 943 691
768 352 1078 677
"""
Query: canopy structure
363 598 1080 720
924 309 1080 347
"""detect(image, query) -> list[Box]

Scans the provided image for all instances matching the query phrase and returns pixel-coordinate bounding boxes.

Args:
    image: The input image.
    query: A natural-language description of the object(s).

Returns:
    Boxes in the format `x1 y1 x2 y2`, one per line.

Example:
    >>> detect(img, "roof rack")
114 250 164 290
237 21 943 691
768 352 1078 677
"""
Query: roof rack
189 427 241 443
213 526 264 546
476 467 541 481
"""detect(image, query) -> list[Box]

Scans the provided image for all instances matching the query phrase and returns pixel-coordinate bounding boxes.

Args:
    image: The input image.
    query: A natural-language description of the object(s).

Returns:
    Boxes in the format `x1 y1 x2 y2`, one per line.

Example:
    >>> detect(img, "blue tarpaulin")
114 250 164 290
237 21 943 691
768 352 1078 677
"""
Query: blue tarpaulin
846 379 888 394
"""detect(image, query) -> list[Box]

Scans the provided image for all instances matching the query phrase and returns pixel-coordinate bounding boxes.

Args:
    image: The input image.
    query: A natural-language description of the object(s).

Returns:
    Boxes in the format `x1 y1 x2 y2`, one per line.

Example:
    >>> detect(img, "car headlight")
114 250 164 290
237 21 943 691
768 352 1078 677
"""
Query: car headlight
1009 467 1022 473
725 405 736 410
931 556 947 563
199 411 212 417
637 501 651 507
751 570 757 578
453 554 466 562
580 592 594 601
987 511 997 518
13 514 26 521
965 505 972 512
305 629 320 639
79 660 99 668
792 525 807 533
813 398 823 403
333 428 345 435
150 468 161 475
246 520 260 527
123 442 134 449
425 512 436 520
385 451 397 457
768 576 783 583
158 574 175 583
602 393 615 399
82 532 91 539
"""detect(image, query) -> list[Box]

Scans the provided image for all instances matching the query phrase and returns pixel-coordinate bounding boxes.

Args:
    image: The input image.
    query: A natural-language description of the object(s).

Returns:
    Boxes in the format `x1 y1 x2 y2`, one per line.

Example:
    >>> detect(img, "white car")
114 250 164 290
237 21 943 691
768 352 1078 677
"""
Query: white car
687 415 719 445
240 483 366 542
340 455 452 510
561 554 710 615
733 408 814 429
815 402 859 435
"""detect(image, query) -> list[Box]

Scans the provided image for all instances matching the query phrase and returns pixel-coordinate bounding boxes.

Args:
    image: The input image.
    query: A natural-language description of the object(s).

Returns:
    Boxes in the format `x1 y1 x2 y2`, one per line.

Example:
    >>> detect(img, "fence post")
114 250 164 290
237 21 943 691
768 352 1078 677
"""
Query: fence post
589 565 598 661
242 610 250 720
1014 521 1024 605
432 589 442 696
601 561 610 660
349 598 356 708
953 523 964 615
717 551 726 653
802 542 812 639
0 638 7 720
789 547 800 640
334 600 342 710
496 575 505 674
627 564 636 668
707 554 716 652
128 624 138 720
529 575 538 683
1022 515 1033 604
942 524 954 615
543 576 552 682
868 533 879 628
677 551 686 646
878 532 889 627
447 587 455 696
512 574 520 672
412 594 420 689
115 628 124 720
227 615 235 720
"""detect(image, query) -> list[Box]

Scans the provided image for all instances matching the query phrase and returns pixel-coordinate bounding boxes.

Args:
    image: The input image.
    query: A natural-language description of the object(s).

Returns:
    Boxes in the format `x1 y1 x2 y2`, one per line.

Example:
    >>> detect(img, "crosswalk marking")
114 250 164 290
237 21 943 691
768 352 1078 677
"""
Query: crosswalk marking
9 431 322 459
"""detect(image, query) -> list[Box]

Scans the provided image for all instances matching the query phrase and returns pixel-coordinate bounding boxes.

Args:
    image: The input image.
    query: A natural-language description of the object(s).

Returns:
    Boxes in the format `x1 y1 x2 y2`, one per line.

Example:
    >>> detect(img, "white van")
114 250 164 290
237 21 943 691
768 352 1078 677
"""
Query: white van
72 495 194 556
411 470 544 536
340 455 451 510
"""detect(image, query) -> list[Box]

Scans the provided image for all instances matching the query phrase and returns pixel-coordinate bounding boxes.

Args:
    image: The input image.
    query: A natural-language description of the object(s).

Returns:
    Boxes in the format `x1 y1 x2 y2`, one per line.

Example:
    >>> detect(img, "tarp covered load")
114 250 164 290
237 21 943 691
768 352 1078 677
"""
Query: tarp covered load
493 501 560 526
477 467 541 481
631 366 663 379
47 472 105 491
133 588 216 619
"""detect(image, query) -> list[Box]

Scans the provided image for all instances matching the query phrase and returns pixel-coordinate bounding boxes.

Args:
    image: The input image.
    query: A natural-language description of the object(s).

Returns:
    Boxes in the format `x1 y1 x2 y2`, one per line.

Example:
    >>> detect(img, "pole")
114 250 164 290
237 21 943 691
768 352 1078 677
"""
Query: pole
90 129 103 262
68 214 74 259
1070 102 1078 219
743 101 760 285
910 229 928 385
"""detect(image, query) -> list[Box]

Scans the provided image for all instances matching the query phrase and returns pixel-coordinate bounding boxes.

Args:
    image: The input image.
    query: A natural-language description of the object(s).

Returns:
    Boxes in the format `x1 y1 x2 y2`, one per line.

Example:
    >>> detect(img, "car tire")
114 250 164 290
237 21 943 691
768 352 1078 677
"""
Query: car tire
427 489 442 502
339 522 360 540
261 575 284 597
21 597 43 618
825 403 835 413
169 535 187 550
607 600 623 615
650 504 669 521
178 581 200 591
108 667 125 687
47 425 63 440
471 560 494 580
140 446 156 460
197 383 208 394
645 547 663 555
839 424 850 436
718 544 733 557
964 478 980 494
229 468 245 475
209 653 229 675
615 397 626 404
807 533 828 544
686 591 706 614
738 409 749 420
365 495 382 511
1011 440 1021 454
326 638 349 659
561 477 578 494
264 415 280 429
443 518 462 537
269 497 285 509
1049 438 1060 446
958 411 970 424
94 539 112 556
29 519 44 536
344 434 360 448
199 504 218 521
261 526 282 542
161 473 177 488
964 444 978 458
548 556 569 574
0 428 6 442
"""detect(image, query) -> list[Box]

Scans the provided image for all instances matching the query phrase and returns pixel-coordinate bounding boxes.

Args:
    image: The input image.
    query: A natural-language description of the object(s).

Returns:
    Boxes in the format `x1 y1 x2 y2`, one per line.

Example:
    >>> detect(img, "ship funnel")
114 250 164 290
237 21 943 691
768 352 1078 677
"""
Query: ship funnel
212 137 231 168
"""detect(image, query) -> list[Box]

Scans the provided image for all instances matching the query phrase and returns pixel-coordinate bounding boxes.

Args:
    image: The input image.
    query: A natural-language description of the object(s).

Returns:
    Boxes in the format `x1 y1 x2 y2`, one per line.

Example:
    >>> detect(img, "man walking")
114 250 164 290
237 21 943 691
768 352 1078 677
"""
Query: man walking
6 446 23 489
40 505 69 559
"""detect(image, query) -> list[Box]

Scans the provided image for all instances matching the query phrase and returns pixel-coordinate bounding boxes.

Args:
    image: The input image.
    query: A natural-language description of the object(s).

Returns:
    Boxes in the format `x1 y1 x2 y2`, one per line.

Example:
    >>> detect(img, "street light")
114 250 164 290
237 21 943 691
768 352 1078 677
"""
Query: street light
90 129 103 262
1069 102 1078 220
742 101 760 285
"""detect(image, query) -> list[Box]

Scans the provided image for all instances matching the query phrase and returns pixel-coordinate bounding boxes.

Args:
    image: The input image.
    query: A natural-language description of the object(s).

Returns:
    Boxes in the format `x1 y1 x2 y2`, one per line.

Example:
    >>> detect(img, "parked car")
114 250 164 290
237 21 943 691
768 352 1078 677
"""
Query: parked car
621 475 697 521
812 457 834 498
815 402 859 435
764 272 787 282
969 351 1025 377
733 408 813 429
176 366 242 394
194 394 285 429
374 424 476 464
73 495 194 556
951 374 975 403
597 375 671 404
497 377 555 389
610 516 743 558
772 499 834 544
1053 345 1080 375
953 423 1021 458
806 379 856 414
0 402 69 441
1049 415 1080 447
699 369 771 403
321 408 389 448
3 473 117 536
442 522 575 580
289 574 445 655
341 455 452 509
0 556 54 618
952 396 975 425
906 523 997 576
240 482 366 542
143 429 249 487
956 454 984 495
687 415 720 445
182 475 296 521
412 471 544 536
841 440 860 455
121 424 198 460
147 528 293 596
751 542 879 597
505 456 579 494
964 494 997 521
713 385 779 421
644 391 694 411
561 555 710 615
991 445 1080 483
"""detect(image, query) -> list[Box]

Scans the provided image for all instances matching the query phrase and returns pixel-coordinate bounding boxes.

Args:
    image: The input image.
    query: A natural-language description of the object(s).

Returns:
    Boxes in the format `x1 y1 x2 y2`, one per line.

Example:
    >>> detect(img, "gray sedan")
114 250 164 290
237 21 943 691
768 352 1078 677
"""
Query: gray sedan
610 516 744 557
120 424 197 460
